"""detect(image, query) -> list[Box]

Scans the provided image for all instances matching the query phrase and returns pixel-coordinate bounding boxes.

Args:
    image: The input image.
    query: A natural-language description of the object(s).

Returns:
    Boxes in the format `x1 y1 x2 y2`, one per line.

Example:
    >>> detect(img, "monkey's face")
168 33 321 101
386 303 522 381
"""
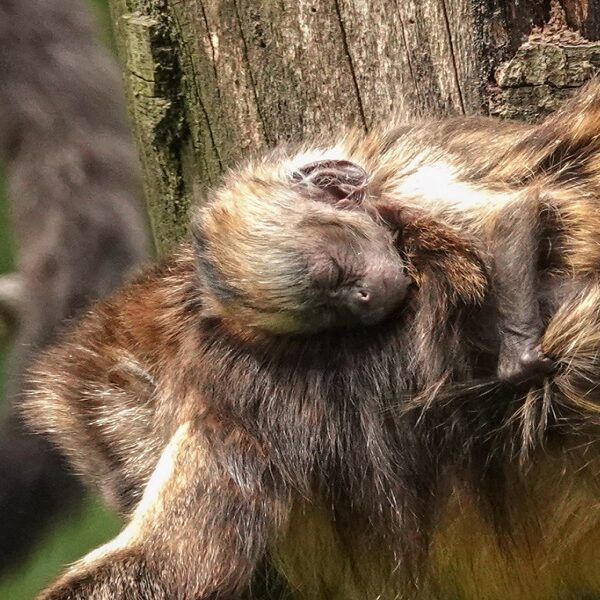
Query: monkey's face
193 169 411 335
295 218 411 332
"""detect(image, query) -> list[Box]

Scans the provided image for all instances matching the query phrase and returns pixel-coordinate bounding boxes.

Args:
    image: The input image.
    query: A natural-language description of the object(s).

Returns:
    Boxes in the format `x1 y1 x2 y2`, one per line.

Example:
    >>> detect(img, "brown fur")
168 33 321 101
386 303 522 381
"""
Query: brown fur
23 80 600 599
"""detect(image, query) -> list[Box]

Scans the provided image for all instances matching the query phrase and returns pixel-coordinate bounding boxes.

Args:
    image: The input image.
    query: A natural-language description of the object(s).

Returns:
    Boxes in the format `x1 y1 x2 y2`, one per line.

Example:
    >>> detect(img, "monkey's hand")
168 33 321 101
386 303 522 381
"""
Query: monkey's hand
497 334 554 385
37 422 286 600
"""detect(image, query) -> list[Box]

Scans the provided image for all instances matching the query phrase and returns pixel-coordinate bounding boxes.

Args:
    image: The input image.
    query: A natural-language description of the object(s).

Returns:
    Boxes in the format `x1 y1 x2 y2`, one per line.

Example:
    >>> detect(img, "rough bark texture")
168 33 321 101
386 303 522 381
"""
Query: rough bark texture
108 0 600 254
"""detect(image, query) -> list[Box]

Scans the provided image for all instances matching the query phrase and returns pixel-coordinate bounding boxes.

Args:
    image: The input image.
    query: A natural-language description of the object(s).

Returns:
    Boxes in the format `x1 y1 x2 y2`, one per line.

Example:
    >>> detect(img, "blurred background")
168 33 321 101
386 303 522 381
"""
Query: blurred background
0 0 145 597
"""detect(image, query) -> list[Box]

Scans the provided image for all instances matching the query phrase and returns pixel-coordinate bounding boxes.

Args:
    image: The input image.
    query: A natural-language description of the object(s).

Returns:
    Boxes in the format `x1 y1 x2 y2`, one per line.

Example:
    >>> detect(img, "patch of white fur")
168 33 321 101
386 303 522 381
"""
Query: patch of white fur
395 161 515 214
80 422 191 566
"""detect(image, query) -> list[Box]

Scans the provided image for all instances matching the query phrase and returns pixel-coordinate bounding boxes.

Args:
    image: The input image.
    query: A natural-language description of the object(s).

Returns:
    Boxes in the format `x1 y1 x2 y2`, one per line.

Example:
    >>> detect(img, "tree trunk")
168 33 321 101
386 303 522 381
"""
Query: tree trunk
108 0 600 254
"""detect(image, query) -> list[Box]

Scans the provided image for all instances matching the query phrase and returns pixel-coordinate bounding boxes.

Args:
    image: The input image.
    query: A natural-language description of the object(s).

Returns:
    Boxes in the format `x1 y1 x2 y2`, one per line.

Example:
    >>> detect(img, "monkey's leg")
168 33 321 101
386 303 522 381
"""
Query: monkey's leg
492 196 554 384
38 422 288 600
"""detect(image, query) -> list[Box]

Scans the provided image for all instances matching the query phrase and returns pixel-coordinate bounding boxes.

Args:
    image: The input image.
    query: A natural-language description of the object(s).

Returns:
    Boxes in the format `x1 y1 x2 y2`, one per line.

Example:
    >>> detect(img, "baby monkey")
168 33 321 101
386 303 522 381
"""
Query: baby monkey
194 160 412 336
196 153 489 341
200 145 553 384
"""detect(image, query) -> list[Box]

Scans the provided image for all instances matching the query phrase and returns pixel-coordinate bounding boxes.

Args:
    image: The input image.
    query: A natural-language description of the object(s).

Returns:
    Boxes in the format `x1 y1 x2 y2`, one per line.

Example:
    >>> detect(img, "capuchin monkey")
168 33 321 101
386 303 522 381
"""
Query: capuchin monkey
23 81 600 599
0 0 147 571
197 89 594 386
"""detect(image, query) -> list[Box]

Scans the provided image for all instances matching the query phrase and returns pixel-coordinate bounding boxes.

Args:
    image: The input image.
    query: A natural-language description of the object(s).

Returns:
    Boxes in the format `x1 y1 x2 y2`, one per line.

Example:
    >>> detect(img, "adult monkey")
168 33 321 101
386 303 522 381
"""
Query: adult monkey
0 0 147 571
26 81 600 599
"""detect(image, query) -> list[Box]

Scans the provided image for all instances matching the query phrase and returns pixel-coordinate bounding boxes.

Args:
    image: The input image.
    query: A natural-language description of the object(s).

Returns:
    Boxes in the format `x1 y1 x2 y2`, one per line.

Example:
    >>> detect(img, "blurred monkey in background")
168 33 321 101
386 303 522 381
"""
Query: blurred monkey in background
0 0 148 571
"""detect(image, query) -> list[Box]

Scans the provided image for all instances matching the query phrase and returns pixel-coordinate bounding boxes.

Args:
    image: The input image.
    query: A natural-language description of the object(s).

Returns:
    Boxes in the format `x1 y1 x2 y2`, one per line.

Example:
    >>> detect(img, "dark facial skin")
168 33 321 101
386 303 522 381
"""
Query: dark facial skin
293 160 411 330
304 230 412 330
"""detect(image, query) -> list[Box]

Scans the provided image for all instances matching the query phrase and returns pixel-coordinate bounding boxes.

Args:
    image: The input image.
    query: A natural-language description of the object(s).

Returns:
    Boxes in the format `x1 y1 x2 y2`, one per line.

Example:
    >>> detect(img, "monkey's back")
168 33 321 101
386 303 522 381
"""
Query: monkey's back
274 465 600 599
24 246 201 511
23 243 600 599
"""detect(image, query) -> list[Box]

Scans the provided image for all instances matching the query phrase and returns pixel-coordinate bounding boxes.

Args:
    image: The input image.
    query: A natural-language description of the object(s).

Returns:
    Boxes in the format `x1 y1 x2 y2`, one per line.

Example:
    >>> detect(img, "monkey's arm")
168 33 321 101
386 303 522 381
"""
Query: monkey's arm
374 204 488 307
490 194 554 383
376 198 553 383
38 422 287 600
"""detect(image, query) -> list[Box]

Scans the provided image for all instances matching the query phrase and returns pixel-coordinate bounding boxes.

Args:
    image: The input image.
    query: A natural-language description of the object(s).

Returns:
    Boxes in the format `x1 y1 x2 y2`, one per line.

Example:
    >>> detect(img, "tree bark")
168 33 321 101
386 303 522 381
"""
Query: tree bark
107 0 600 254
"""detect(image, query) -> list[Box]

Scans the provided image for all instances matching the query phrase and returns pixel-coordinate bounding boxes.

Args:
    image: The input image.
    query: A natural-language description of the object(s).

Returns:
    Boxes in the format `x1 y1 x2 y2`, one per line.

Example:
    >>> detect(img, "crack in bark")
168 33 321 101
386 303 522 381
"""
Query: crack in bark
130 71 156 84
332 0 368 132
394 0 423 108
439 0 466 114
232 0 270 145
198 0 221 102
171 8 224 171
174 15 223 173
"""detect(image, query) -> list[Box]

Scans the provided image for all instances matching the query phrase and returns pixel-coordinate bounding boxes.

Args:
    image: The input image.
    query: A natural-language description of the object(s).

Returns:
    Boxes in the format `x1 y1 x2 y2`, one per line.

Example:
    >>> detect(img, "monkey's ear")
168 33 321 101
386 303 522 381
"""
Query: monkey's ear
292 159 369 208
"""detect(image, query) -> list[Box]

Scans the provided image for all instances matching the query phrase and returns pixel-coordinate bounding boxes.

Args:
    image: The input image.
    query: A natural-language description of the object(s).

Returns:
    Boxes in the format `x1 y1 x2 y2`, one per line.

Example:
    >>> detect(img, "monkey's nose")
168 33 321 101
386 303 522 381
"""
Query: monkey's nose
347 269 411 326
355 289 371 304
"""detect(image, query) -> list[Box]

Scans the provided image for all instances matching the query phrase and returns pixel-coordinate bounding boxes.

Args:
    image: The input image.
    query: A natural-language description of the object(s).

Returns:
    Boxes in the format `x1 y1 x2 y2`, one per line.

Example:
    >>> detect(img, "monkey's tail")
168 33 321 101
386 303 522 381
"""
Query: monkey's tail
515 78 600 178
489 78 600 183
538 78 600 162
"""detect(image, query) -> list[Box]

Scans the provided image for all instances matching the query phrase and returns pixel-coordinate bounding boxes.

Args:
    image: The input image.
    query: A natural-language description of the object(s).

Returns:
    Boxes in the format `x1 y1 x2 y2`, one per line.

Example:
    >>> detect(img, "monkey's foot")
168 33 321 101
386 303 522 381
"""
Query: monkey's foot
497 342 554 386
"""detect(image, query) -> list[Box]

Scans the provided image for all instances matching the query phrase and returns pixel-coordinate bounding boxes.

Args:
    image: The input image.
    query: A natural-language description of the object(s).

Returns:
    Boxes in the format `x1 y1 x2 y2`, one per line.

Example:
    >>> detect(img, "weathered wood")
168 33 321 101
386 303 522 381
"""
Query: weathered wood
489 0 600 120
108 0 600 253
109 4 193 251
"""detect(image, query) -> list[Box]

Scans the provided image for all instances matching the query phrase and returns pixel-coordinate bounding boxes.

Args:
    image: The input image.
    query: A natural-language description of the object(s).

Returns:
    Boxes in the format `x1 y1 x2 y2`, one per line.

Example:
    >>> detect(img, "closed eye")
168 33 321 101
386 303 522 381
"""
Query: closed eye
309 257 353 293
323 258 363 290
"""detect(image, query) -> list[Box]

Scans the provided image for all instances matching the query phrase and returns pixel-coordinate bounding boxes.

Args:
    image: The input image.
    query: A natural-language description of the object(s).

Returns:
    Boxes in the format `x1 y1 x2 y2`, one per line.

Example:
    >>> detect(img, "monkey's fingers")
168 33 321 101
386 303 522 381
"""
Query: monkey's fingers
38 422 285 600
497 342 555 386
